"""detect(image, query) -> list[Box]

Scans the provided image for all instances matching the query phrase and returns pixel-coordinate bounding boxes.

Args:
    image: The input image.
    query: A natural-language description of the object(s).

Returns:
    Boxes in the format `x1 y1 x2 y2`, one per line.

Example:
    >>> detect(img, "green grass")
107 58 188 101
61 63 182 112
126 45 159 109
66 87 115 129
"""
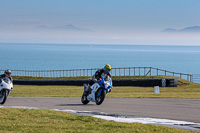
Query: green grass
10 78 200 98
11 85 82 97
0 108 197 133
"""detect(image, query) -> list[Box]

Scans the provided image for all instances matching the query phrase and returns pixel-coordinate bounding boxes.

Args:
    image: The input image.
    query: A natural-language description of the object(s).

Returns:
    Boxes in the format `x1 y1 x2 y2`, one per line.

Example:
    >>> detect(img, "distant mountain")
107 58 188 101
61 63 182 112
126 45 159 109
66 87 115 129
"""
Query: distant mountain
161 26 200 33
35 24 92 32
179 26 200 33
161 28 177 33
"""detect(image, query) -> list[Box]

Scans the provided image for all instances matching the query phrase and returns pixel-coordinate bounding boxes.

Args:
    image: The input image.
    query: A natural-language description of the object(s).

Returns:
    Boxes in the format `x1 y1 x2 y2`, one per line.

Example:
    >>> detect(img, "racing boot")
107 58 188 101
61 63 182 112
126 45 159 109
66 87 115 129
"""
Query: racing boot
84 84 90 94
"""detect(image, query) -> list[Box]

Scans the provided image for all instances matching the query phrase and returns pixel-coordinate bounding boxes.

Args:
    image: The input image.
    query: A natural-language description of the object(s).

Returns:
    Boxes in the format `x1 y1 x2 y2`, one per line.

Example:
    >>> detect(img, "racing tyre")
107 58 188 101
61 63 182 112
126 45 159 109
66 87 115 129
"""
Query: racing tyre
95 89 106 105
0 90 8 105
81 93 89 105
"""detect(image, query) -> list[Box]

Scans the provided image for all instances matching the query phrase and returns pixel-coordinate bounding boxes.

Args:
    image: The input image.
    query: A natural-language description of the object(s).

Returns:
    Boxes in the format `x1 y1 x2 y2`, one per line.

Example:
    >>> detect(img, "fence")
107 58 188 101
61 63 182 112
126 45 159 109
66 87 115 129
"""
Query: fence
0 67 193 82
192 74 200 84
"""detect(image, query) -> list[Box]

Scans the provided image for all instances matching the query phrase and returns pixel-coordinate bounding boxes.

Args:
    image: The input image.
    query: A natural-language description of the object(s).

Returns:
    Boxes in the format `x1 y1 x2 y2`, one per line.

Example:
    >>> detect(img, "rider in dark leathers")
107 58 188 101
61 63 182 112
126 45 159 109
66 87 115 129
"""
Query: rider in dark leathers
85 64 112 92
0 69 13 82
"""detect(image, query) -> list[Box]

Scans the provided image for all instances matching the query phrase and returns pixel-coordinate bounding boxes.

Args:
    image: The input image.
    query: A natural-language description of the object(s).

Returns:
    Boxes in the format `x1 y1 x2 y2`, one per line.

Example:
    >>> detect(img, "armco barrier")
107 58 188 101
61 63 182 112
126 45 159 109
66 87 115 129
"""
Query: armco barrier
13 78 177 87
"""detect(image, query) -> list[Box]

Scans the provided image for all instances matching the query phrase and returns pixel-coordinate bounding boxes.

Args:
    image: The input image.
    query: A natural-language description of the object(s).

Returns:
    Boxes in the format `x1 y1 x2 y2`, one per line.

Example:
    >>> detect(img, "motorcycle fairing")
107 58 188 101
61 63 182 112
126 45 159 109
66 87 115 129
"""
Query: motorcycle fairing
87 83 100 101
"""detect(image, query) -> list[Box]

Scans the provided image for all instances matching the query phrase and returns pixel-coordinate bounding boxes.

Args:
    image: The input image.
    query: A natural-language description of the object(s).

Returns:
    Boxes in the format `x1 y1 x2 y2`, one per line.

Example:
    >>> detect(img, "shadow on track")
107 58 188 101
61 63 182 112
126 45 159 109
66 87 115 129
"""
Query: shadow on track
55 104 95 106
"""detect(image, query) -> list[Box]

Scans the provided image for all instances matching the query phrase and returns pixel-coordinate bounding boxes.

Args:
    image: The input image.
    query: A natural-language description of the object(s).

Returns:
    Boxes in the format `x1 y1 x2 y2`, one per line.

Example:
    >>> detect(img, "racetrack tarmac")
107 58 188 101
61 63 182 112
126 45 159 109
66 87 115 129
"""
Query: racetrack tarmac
4 97 200 123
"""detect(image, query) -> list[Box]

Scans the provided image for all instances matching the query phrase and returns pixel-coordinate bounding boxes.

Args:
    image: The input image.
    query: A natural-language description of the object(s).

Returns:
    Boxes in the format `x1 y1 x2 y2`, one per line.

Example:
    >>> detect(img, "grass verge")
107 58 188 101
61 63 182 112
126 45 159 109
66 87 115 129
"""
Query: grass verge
0 108 197 133
10 78 200 98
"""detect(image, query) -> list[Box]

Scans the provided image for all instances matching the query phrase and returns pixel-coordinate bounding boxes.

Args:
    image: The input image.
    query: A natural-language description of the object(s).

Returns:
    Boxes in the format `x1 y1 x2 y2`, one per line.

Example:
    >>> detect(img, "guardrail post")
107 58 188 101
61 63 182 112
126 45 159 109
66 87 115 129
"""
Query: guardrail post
129 67 130 76
157 68 158 76
87 69 88 76
144 67 146 76
150 67 151 76
139 67 140 76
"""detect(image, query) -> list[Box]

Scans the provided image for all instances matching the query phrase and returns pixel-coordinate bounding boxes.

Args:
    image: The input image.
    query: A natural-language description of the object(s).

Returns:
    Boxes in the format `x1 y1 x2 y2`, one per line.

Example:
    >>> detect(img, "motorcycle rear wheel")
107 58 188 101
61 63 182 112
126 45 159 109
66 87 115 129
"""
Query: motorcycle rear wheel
95 89 106 105
0 90 8 105
81 93 89 105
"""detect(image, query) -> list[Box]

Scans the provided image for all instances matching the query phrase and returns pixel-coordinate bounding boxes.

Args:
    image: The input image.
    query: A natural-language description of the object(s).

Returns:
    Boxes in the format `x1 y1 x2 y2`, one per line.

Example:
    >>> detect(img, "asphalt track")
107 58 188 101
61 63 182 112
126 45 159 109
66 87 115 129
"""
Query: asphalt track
2 97 200 131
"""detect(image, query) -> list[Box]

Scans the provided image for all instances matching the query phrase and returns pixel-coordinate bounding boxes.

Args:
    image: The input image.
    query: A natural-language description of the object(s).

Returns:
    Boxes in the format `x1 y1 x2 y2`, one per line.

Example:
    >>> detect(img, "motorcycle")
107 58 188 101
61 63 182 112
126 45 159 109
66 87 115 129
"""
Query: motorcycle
0 77 13 104
81 76 113 105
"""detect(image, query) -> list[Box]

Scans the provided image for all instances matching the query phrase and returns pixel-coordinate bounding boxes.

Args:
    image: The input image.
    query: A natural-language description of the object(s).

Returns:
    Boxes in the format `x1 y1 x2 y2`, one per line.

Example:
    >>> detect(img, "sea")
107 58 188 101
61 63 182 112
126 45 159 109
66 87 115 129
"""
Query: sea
0 43 200 75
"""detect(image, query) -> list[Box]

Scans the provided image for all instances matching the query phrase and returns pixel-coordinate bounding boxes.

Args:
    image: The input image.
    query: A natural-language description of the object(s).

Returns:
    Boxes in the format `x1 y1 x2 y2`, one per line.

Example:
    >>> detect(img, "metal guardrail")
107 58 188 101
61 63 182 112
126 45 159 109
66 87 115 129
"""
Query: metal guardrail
0 67 193 82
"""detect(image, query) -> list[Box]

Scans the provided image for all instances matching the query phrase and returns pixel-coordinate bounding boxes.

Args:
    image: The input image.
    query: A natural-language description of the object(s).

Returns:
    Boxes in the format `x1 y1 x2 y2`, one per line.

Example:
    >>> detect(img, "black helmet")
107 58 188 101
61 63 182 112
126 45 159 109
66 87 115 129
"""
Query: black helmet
4 69 11 76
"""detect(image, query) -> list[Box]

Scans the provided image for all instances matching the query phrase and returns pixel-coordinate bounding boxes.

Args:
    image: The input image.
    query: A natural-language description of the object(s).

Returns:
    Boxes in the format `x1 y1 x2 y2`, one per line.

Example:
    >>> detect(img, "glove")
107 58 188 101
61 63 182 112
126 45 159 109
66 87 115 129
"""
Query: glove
93 79 97 83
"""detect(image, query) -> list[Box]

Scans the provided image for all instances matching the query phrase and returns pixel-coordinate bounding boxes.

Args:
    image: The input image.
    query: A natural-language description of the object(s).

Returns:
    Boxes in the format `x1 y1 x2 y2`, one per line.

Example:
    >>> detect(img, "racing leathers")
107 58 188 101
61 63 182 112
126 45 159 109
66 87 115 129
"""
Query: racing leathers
87 68 111 90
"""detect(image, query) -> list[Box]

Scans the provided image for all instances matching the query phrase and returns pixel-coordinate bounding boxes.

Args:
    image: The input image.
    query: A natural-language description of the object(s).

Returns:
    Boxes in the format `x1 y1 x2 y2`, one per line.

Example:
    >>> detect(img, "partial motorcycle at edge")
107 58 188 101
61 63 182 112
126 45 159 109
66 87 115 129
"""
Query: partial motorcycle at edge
0 77 13 104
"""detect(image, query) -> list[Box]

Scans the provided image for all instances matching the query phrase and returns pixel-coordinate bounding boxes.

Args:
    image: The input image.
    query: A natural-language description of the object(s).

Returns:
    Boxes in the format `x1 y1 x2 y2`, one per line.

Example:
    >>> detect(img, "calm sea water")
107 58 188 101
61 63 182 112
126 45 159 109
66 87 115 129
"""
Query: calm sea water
0 43 200 74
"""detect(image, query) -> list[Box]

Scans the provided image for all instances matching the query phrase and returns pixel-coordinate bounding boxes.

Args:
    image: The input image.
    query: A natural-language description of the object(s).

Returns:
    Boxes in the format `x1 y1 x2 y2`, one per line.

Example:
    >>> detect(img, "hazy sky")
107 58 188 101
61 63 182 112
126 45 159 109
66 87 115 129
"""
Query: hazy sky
0 0 200 45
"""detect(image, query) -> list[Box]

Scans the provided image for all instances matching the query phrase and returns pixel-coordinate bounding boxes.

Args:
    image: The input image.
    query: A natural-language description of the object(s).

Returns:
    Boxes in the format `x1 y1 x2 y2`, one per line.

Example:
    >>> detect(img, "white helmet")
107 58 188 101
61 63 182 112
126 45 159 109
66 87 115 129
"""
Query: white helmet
4 69 11 76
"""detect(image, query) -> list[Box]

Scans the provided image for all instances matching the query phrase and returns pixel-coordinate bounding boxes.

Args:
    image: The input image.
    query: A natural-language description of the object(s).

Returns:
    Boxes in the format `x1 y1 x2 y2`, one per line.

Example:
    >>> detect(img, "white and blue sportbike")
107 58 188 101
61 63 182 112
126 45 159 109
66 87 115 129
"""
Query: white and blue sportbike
0 77 13 104
81 76 113 105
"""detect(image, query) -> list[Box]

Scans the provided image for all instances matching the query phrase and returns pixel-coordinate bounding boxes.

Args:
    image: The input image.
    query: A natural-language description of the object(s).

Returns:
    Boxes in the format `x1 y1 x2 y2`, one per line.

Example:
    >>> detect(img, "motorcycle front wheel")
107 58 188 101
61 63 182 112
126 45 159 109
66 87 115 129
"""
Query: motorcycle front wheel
81 93 89 105
0 90 8 105
95 89 106 105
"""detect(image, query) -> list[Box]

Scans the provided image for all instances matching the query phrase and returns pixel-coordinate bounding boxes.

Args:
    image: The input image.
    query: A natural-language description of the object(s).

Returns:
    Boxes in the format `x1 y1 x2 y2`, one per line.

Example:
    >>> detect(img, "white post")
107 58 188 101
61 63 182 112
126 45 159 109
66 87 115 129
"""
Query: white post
154 86 160 93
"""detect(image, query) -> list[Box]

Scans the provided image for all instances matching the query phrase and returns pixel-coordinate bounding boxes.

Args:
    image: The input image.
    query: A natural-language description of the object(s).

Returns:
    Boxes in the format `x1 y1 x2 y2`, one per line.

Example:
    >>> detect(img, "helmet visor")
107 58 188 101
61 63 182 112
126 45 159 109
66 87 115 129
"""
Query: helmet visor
106 68 111 72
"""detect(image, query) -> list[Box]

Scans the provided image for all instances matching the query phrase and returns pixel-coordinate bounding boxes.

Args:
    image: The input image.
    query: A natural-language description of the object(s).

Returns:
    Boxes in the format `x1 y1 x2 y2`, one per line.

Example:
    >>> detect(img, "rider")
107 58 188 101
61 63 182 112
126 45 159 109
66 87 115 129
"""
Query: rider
0 69 13 82
85 64 112 92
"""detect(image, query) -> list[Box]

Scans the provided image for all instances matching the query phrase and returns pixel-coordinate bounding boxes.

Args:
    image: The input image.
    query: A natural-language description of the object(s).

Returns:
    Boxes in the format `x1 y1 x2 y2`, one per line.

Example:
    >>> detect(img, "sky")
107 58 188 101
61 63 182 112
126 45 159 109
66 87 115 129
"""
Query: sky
0 0 200 45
